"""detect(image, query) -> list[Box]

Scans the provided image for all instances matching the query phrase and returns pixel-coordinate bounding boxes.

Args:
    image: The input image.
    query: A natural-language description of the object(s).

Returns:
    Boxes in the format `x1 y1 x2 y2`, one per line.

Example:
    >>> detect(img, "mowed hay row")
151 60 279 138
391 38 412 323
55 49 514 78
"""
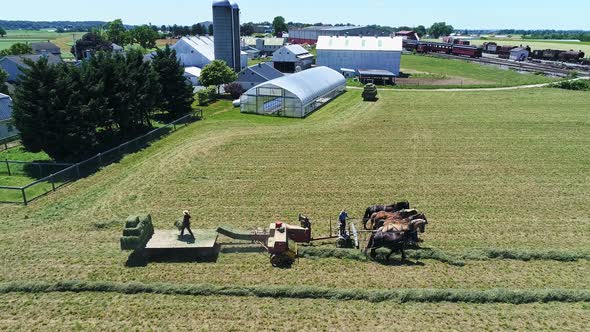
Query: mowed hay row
1 280 590 304
2 292 589 332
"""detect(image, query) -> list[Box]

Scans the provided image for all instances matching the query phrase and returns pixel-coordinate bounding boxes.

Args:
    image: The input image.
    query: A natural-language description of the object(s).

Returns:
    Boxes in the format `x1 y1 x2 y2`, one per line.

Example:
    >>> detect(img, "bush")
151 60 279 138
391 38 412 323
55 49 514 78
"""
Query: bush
197 86 218 106
224 82 245 99
120 214 154 251
552 79 590 91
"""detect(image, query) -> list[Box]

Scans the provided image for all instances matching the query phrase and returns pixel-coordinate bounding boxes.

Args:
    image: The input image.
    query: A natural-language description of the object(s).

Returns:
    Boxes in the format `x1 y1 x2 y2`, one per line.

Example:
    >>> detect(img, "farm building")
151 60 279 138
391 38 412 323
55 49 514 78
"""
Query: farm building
183 67 202 86
316 36 403 76
235 62 284 91
240 66 346 118
31 42 62 56
272 45 314 73
510 47 530 61
395 31 420 41
0 93 18 140
242 37 286 55
170 36 215 67
0 54 63 83
288 25 388 45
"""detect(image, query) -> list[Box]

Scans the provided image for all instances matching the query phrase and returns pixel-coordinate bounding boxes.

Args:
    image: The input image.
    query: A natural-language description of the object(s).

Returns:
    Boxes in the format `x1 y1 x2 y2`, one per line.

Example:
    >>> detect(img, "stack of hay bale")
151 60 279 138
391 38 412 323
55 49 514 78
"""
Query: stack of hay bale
362 83 378 101
120 214 155 251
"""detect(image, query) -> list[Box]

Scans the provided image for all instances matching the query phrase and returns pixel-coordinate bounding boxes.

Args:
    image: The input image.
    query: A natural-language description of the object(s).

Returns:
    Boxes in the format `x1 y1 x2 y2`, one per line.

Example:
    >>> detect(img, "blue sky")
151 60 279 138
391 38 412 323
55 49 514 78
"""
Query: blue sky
3 0 589 30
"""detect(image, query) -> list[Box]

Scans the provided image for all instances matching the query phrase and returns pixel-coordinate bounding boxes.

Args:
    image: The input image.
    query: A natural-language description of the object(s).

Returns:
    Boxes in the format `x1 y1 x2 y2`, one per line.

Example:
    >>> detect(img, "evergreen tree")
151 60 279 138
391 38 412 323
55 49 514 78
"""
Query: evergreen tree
0 26 6 38
0 69 8 95
151 45 194 119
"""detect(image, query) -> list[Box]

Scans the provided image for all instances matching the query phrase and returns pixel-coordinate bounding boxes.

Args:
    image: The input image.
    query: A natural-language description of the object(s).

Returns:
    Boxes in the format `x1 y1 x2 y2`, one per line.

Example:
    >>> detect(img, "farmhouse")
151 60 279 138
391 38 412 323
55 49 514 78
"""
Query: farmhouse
31 41 62 56
316 36 403 76
0 93 18 140
0 54 63 83
235 62 285 90
240 66 345 118
242 37 285 55
272 45 314 73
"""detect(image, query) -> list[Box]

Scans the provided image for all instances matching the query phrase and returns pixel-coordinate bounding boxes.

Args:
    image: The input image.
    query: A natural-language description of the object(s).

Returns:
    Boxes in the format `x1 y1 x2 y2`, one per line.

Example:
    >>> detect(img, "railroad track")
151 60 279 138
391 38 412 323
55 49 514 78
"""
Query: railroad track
430 53 590 77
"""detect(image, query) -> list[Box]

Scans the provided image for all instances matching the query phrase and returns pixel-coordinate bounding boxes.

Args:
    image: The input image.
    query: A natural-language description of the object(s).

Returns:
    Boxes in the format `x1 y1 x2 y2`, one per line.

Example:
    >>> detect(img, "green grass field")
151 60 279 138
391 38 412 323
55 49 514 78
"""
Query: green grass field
0 88 589 329
0 30 83 59
400 55 559 87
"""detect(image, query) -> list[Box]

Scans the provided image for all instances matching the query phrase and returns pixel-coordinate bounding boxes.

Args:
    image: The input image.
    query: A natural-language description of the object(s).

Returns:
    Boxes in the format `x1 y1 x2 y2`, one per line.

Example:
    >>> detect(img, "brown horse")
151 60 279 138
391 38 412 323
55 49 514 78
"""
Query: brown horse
365 220 427 261
366 209 421 230
362 201 410 224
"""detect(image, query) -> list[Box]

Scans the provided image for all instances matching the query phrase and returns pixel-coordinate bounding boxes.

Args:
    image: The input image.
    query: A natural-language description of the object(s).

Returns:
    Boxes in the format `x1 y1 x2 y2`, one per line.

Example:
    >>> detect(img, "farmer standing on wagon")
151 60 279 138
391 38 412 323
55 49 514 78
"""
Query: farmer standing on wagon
338 209 349 237
180 210 195 239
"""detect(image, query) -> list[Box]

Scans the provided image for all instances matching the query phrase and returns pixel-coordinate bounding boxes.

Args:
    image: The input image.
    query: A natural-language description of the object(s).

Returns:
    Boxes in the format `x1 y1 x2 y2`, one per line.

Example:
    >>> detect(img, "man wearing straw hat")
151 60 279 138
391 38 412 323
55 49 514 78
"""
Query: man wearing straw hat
180 210 195 239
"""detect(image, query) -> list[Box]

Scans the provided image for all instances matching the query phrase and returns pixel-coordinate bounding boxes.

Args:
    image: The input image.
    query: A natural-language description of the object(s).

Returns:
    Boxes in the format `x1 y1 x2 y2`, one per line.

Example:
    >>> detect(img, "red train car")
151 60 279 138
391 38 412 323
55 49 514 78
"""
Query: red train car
452 45 483 58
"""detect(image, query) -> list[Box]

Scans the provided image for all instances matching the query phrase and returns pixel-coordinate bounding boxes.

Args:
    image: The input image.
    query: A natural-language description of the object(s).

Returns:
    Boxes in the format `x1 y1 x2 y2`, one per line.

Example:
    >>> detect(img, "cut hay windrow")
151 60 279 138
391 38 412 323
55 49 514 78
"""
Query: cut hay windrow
1 280 589 304
297 247 590 266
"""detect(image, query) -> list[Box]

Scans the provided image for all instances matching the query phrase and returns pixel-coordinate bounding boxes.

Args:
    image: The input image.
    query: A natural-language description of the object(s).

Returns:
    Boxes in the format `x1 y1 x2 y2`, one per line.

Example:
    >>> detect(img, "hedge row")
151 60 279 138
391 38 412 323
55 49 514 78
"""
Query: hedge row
120 214 154 251
298 247 590 266
1 280 589 304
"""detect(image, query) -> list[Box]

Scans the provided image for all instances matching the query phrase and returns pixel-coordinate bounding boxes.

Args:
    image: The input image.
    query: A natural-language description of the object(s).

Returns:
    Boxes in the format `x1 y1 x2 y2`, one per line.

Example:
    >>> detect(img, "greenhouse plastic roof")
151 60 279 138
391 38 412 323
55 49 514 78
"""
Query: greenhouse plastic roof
0 93 13 121
317 36 403 52
248 66 345 105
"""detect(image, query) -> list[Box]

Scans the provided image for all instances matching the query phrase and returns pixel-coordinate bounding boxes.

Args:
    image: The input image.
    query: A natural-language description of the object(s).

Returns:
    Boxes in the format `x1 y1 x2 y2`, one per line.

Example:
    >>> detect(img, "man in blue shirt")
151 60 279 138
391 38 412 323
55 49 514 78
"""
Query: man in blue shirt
338 210 348 236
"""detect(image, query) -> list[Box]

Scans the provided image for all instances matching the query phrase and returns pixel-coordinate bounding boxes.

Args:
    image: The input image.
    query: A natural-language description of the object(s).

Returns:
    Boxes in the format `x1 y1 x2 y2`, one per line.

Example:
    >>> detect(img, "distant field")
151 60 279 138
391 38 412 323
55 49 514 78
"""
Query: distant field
424 38 590 57
0 30 82 59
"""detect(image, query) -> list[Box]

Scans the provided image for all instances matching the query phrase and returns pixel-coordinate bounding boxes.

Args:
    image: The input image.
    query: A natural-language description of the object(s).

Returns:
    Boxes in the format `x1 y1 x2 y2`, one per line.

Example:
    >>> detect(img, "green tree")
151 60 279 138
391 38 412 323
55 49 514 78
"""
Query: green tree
415 25 427 38
151 45 194 119
106 19 129 45
272 16 288 37
428 22 454 38
12 58 97 161
0 43 33 56
199 60 237 94
208 25 214 36
0 69 8 95
241 22 255 36
71 32 113 60
130 25 159 49
0 26 6 37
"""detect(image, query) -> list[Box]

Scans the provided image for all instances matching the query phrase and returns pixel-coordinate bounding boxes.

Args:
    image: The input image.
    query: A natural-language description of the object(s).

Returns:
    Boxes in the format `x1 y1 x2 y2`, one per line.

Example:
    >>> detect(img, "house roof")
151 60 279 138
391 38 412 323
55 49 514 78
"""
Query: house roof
184 67 202 77
280 44 309 55
358 69 396 77
242 37 285 47
317 36 403 52
245 63 284 81
0 93 13 122
396 31 416 35
31 42 61 52
1 54 63 67
302 25 367 31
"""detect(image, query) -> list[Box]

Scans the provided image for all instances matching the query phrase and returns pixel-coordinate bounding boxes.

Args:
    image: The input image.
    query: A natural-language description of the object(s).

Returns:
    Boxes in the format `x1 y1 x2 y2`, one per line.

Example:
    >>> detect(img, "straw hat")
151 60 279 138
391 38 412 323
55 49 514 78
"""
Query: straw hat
183 210 190 215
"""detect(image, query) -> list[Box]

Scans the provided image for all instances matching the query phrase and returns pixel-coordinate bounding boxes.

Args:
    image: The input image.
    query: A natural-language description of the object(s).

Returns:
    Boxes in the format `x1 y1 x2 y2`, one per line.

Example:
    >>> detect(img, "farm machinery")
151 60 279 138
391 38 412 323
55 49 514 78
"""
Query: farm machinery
217 214 359 267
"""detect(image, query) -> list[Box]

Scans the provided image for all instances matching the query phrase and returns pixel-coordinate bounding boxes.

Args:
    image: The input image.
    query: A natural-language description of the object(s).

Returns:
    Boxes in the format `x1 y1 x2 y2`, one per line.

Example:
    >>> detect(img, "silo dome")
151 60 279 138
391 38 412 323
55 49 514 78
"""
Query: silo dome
212 0 231 7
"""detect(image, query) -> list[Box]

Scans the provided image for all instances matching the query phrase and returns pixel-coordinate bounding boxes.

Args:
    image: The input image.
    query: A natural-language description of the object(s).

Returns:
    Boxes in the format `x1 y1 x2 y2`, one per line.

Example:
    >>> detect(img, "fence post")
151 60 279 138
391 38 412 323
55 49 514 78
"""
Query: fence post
98 153 103 166
76 164 81 179
37 163 43 178
5 160 10 176
50 174 56 191
21 188 27 205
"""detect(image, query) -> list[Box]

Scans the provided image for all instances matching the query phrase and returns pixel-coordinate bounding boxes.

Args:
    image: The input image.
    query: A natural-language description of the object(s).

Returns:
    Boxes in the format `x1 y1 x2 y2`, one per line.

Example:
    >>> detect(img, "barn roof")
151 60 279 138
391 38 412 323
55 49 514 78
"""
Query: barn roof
317 36 403 52
31 42 61 52
2 54 63 67
245 63 284 81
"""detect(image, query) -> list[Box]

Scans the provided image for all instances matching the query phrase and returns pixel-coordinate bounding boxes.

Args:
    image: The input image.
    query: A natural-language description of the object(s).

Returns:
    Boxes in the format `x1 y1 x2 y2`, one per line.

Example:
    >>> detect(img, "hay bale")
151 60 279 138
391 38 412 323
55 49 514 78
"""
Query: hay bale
174 219 183 231
120 214 154 251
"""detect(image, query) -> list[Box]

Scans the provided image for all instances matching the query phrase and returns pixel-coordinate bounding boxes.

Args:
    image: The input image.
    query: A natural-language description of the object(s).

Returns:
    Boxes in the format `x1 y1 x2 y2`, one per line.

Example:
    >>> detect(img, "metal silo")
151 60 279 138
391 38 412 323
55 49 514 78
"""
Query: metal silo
231 1 241 72
212 0 237 71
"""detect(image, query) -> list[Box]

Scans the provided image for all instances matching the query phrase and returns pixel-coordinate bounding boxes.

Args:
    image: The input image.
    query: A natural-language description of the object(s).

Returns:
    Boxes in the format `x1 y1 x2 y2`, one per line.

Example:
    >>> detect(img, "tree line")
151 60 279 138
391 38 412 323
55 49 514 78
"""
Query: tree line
12 46 194 162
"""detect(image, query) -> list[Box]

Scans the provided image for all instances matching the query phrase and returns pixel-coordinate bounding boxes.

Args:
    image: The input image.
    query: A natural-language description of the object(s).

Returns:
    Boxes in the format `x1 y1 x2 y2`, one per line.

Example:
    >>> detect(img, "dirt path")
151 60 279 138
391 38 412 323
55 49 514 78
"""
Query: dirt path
348 77 589 92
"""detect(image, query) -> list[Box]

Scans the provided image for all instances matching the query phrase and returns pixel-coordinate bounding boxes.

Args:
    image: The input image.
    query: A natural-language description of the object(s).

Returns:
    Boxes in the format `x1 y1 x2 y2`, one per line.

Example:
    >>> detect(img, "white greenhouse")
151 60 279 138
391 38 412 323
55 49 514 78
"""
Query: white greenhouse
240 66 346 118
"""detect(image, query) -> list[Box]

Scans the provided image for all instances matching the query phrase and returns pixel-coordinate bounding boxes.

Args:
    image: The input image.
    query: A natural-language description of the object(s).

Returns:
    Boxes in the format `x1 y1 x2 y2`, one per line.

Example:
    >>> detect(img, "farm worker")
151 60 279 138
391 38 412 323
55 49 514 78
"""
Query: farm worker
180 210 195 239
338 210 349 236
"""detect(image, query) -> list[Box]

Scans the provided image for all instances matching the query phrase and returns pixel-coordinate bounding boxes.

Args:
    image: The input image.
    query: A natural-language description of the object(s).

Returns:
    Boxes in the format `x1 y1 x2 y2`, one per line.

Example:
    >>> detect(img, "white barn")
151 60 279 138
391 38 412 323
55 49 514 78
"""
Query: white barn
272 45 314 73
316 36 403 76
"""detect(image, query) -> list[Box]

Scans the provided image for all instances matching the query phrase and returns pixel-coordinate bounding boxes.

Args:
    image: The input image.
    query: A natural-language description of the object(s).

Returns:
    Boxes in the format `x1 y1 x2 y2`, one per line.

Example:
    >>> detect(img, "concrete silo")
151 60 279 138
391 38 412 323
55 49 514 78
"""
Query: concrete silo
212 0 240 72
230 2 241 72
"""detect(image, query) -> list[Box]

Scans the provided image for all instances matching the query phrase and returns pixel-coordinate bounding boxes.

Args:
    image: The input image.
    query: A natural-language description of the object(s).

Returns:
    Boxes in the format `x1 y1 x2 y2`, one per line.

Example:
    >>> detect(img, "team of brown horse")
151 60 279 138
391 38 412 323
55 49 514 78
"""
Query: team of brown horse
363 202 429 261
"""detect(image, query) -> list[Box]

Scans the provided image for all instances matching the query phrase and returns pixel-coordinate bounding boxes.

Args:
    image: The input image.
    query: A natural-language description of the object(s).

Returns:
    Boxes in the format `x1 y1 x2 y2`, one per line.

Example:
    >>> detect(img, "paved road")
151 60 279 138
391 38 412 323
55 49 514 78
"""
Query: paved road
347 77 589 92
